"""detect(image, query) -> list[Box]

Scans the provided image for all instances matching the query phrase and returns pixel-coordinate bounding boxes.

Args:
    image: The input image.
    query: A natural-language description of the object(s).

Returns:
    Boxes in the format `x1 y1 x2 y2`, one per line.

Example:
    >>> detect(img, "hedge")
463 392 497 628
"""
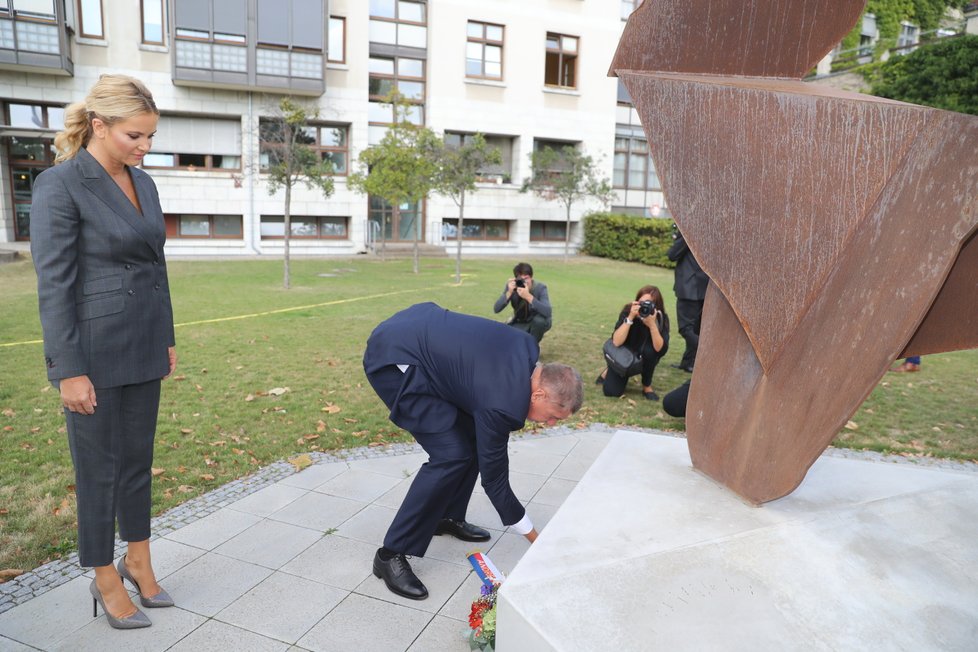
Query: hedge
582 213 676 268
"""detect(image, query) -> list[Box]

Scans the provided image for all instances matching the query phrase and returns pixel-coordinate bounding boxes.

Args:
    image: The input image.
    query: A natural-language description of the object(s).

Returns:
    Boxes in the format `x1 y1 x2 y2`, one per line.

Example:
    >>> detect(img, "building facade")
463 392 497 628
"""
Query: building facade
0 0 666 257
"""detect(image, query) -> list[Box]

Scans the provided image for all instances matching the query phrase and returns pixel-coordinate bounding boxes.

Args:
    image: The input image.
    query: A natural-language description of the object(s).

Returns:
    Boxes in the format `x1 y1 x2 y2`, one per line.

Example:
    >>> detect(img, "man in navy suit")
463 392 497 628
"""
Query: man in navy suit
363 303 583 599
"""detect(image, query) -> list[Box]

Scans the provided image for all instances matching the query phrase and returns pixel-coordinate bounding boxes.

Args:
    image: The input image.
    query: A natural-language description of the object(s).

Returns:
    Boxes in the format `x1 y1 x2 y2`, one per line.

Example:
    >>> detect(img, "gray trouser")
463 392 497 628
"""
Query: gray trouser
63 379 161 567
510 314 551 343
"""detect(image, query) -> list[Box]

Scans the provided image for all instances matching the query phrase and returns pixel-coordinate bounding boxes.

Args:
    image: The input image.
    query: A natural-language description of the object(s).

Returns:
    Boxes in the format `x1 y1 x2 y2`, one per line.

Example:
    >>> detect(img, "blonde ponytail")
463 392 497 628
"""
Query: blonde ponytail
53 74 159 163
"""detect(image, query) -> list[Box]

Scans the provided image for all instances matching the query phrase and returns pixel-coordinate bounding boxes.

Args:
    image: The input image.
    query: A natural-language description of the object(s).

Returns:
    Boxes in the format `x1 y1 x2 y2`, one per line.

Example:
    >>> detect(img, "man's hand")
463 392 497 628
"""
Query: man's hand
524 528 538 543
60 375 96 415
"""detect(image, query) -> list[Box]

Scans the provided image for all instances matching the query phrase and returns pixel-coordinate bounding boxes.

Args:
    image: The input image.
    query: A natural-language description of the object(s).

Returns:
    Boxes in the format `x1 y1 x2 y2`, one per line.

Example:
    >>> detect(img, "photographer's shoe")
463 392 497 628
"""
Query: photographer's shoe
373 549 428 600
643 390 660 401
434 518 491 542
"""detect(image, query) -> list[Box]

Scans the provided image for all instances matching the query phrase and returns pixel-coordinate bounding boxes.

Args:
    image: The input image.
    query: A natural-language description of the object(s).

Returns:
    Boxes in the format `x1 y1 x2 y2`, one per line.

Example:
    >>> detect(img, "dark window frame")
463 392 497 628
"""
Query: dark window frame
530 220 567 242
77 0 105 39
164 214 244 240
544 31 578 89
369 55 425 130
141 152 241 171
442 218 509 241
328 15 346 63
140 0 165 46
613 133 659 191
258 121 349 176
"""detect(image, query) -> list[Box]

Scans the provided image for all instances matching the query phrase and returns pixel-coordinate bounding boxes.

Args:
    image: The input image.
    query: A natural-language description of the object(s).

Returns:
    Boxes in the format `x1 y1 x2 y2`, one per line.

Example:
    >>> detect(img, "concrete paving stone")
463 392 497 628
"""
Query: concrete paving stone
226 483 309 518
214 519 324 569
267 491 367 532
355 555 471 615
333 503 397 544
216 571 346 644
312 468 403 503
484 532 532 577
0 634 35 651
531 477 579 506
373 476 413 510
276 462 348 490
505 446 565 476
280 533 378 591
509 434 581 457
520 501 559 533
163 506 261 551
124 537 207 584
406 614 471 652
0 576 96 649
438 571 485 622
161 552 272 617
422 529 487 567
48 604 206 652
345 452 428 479
471 470 548 502
167 619 289 652
550 439 609 481
458 492 508 533
296 593 431 652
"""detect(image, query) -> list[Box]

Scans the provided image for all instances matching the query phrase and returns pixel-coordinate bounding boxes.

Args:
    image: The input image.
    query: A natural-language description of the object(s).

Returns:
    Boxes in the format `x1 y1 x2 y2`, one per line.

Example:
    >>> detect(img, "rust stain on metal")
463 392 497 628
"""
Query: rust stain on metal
612 0 978 503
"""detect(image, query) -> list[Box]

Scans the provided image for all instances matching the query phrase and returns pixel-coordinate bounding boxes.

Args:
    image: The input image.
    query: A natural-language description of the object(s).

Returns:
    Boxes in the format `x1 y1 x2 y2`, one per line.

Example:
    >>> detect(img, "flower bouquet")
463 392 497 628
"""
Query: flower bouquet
466 551 505 652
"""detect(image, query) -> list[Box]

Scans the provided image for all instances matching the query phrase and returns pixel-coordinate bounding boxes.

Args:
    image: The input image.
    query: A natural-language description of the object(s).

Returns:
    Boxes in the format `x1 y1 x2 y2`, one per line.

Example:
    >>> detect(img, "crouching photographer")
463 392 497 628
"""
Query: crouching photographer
492 262 552 343
597 285 670 400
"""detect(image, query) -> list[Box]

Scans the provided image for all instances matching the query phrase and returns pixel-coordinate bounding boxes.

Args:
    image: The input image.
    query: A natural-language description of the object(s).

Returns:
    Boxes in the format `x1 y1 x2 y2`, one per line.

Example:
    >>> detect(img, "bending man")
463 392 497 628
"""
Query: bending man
363 302 583 600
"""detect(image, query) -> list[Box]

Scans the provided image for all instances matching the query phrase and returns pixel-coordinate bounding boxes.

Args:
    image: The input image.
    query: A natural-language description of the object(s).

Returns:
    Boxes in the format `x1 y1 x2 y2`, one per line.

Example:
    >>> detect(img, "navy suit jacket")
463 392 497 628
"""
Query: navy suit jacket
363 303 539 525
30 148 175 388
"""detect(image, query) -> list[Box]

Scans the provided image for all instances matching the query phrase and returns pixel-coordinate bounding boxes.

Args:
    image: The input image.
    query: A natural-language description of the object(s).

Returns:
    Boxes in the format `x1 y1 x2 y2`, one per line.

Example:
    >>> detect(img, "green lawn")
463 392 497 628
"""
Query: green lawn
1 255 975 571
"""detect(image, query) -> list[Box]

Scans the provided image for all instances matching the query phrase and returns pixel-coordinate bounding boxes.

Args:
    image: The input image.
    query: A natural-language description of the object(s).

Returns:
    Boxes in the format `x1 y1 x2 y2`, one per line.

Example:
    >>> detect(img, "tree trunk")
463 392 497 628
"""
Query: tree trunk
564 202 572 263
381 201 389 262
284 181 292 289
411 200 420 275
455 191 465 284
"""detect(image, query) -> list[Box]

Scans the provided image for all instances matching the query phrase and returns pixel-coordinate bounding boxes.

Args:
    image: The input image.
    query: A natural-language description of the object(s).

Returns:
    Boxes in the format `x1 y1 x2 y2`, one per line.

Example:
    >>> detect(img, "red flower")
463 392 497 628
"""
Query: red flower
469 601 487 629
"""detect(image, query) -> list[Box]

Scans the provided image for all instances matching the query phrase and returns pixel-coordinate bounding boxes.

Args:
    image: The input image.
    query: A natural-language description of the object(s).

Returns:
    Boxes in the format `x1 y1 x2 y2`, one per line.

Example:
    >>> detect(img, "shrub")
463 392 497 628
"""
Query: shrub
582 213 675 268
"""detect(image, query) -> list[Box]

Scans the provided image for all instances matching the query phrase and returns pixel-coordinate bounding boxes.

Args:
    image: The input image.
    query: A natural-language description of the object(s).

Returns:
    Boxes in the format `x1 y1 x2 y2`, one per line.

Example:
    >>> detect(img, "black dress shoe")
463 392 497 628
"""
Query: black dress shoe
434 518 491 542
373 550 428 600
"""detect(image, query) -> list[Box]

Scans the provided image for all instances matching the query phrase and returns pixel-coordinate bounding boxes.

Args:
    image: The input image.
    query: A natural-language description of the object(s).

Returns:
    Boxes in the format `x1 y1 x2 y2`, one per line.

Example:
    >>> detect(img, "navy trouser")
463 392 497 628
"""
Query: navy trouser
367 365 480 557
676 298 703 368
63 379 161 567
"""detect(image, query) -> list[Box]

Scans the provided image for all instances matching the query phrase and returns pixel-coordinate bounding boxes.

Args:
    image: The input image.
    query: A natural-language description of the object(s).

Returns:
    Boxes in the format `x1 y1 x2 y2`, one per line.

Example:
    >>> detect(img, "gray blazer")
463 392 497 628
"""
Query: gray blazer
30 147 175 388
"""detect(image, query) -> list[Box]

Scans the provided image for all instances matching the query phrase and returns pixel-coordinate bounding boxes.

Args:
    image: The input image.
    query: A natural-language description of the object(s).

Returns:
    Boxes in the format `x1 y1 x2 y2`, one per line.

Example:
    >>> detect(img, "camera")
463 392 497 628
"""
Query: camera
638 300 655 318
515 278 526 288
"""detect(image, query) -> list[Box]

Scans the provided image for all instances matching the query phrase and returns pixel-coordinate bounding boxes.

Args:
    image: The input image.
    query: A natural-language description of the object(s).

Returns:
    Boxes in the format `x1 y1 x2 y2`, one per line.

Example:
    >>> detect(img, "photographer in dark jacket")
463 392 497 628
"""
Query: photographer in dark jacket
667 225 708 372
493 262 552 343
597 285 670 400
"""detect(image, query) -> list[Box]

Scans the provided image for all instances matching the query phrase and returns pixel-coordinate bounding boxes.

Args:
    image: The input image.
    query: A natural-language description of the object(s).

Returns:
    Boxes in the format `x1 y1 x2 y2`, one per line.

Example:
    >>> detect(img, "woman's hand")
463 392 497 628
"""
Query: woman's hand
642 309 660 330
60 375 97 414
165 346 177 378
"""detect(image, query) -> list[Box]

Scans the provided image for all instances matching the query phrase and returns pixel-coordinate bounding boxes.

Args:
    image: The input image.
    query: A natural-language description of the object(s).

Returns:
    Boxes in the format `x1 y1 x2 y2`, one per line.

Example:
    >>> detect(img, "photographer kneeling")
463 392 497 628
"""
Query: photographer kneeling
493 262 552 343
597 285 670 400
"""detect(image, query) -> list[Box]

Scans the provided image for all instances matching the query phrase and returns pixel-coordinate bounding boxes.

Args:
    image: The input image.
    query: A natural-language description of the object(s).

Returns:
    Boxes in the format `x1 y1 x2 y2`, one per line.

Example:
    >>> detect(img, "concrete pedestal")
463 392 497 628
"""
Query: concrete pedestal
497 431 978 651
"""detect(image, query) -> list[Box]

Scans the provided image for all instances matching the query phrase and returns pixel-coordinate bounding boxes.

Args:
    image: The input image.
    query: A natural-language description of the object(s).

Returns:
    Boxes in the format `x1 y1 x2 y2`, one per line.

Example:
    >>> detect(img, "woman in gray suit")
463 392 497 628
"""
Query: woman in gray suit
30 75 176 629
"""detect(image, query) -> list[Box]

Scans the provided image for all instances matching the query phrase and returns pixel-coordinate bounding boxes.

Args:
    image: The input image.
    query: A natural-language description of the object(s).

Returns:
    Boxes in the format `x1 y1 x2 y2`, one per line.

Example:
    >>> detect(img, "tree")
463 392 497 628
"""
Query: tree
433 133 502 284
263 97 336 289
348 93 440 273
868 34 978 115
521 145 615 262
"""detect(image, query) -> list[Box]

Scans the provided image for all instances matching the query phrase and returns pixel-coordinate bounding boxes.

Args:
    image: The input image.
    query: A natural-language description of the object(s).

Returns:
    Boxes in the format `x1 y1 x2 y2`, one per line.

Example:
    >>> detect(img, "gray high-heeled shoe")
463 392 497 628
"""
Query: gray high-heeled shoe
117 555 175 608
89 579 151 629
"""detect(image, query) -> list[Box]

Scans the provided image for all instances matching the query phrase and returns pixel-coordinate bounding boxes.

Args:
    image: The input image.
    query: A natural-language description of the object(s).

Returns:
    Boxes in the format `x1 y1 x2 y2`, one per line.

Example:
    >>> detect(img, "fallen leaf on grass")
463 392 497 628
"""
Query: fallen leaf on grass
3 426 13 431
343 417 358 424
289 454 313 471
151 468 166 476
844 421 859 431
0 569 25 581
267 387 290 396
180 428 194 434
316 420 327 432
368 442 386 447
0 508 8 516
232 448 246 455
163 489 173 498
2 408 15 417
30 427 40 433
172 375 186 381
200 474 215 481
321 404 341 414
245 394 255 402
52 497 70 516
210 440 226 447
177 485 194 493
195 384 204 392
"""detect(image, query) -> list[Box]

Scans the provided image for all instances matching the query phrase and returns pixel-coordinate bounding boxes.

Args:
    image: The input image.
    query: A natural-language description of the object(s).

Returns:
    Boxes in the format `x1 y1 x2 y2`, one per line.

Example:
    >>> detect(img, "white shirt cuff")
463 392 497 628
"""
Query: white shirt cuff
507 513 534 535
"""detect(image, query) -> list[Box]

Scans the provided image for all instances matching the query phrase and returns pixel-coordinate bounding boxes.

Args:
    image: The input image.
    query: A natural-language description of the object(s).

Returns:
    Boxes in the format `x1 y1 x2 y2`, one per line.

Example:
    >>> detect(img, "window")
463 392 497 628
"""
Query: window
163 214 243 239
141 0 164 45
260 216 349 239
530 221 567 242
77 0 103 38
143 153 240 170
443 132 514 183
442 218 509 241
369 0 426 49
369 55 424 142
613 132 660 190
533 138 576 180
12 0 55 19
259 122 349 174
4 101 62 240
544 32 577 89
328 15 345 63
466 21 503 80
897 22 919 50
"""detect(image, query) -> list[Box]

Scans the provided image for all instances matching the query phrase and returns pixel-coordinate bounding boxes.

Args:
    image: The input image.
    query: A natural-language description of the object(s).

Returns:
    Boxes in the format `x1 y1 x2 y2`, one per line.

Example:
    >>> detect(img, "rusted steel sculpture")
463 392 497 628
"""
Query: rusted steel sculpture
611 0 978 504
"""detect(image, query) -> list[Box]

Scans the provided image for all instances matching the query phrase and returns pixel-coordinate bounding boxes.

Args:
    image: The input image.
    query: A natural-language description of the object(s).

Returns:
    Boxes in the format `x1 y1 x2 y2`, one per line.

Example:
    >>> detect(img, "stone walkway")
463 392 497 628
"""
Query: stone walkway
0 426 615 651
1 425 974 652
